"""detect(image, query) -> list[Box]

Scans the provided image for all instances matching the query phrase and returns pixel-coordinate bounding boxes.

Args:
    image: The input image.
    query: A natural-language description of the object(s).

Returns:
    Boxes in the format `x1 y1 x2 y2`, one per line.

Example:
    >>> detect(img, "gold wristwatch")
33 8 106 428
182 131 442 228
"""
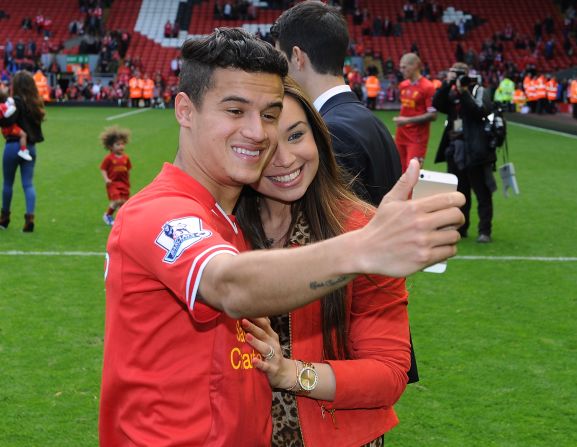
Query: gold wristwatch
297 361 318 393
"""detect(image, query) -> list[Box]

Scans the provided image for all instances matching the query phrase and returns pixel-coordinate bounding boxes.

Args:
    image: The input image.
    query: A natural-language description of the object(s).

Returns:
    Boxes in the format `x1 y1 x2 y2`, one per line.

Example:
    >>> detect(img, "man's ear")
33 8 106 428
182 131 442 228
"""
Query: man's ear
175 92 195 128
291 46 307 71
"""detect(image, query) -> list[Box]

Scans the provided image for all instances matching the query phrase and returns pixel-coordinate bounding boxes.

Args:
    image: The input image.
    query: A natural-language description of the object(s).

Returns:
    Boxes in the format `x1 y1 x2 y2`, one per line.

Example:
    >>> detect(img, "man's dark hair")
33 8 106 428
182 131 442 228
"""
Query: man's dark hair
270 1 349 76
179 27 288 107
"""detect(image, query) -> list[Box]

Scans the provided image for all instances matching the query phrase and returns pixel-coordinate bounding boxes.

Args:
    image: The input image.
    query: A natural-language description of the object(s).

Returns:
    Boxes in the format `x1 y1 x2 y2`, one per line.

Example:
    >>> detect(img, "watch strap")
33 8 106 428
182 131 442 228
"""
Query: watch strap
297 360 318 394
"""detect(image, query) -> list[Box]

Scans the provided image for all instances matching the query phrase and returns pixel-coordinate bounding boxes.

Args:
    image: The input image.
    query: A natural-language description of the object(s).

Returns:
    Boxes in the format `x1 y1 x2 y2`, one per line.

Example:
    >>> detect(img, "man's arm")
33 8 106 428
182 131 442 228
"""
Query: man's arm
432 81 452 114
100 169 111 184
460 84 491 120
199 160 465 318
433 70 457 114
393 111 437 126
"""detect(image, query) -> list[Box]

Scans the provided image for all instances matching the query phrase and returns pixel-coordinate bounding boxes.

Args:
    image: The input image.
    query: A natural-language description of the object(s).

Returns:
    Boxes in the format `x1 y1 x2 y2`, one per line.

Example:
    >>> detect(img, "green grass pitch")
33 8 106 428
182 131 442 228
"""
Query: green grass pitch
0 106 575 446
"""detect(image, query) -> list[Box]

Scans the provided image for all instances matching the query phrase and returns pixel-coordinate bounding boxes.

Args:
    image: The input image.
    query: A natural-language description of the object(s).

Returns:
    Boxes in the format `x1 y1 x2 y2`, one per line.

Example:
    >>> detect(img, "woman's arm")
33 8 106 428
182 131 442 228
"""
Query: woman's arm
242 317 338 401
242 273 411 409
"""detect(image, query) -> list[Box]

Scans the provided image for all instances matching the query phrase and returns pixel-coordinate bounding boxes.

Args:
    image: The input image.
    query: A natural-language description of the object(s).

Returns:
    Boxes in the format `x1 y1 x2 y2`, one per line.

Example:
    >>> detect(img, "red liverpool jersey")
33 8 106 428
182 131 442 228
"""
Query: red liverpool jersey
100 163 272 446
100 152 131 187
395 76 436 145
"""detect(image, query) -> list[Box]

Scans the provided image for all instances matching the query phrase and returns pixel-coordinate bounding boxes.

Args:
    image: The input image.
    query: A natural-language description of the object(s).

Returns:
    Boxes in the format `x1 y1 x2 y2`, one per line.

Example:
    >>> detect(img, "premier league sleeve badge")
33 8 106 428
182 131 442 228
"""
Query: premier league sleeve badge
155 217 212 263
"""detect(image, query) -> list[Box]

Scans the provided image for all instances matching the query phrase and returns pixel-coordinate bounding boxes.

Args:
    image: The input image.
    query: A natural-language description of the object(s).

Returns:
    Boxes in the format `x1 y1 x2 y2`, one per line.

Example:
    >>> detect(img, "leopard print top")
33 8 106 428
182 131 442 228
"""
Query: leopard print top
269 215 384 447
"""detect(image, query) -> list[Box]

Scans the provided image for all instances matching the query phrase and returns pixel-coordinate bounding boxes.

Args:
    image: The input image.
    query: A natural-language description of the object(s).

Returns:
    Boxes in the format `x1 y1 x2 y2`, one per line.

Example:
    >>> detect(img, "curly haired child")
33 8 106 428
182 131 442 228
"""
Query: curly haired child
99 125 132 225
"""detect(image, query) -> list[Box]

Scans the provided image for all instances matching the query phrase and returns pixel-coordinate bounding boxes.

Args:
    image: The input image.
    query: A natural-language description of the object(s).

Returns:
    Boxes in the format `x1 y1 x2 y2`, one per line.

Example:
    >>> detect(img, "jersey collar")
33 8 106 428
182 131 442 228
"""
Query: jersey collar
160 163 238 234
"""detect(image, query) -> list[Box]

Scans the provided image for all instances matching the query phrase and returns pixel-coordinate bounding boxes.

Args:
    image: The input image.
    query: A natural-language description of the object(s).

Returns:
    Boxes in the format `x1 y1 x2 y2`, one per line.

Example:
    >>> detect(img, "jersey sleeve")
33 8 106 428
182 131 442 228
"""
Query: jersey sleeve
119 197 239 313
100 155 110 171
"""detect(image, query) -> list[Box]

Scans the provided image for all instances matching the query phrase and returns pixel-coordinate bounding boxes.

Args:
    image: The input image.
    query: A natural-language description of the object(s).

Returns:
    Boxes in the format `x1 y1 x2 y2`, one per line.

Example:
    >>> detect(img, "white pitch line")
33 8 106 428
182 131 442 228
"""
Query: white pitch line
0 251 576 262
455 255 577 262
106 108 151 121
0 251 105 256
507 121 577 139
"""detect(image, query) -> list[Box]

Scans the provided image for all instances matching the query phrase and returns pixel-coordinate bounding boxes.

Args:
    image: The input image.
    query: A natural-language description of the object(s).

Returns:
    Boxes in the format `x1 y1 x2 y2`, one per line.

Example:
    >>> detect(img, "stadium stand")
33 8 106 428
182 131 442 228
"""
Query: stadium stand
0 0 80 58
0 0 576 112
1 0 574 78
134 0 187 46
349 0 577 76
102 0 577 80
106 0 180 79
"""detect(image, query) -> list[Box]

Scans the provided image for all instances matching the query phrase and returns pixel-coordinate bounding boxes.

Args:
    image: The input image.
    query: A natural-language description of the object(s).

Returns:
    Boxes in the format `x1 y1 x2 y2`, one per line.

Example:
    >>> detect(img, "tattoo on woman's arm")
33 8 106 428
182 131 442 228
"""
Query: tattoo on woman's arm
309 275 348 290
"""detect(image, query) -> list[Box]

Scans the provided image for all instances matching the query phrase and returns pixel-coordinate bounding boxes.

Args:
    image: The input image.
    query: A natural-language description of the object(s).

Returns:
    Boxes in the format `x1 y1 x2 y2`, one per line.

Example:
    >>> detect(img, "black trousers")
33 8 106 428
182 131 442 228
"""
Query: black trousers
407 332 419 383
366 96 377 110
448 159 494 236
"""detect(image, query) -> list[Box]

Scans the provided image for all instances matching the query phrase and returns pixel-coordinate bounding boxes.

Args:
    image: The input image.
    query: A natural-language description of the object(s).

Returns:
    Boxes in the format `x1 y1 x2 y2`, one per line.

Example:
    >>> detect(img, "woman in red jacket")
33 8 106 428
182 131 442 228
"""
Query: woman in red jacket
236 78 411 447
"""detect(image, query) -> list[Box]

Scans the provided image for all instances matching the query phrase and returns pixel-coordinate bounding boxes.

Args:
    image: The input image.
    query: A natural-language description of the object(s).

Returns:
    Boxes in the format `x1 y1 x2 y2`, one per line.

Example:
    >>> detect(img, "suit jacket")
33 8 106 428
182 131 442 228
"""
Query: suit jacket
319 91 401 205
319 91 420 384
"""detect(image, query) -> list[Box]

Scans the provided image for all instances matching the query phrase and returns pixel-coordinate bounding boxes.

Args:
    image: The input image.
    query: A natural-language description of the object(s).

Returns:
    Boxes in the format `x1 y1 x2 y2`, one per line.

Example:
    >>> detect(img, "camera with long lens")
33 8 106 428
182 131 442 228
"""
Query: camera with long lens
450 68 473 86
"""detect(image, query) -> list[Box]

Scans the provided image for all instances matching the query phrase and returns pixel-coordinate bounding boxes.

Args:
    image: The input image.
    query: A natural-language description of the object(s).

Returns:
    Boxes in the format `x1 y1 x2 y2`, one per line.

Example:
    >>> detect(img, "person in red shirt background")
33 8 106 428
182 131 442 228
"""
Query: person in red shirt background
393 52 437 172
99 125 132 225
346 65 363 100
164 20 173 38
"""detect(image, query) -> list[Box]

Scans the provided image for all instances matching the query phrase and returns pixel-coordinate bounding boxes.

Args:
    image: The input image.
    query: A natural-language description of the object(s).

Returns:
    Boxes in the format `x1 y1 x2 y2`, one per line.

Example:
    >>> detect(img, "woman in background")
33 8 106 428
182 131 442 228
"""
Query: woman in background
0 70 45 232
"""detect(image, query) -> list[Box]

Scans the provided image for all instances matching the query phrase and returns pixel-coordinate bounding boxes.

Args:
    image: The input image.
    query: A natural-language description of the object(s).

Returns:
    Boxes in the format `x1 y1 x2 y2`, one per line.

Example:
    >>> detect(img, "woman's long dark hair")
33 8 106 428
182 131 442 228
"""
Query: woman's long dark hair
236 77 371 360
12 71 45 125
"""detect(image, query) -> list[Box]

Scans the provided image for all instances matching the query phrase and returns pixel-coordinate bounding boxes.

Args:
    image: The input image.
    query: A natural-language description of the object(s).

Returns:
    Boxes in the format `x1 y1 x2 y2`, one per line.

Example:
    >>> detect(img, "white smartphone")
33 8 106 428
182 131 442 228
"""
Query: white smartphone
412 169 459 273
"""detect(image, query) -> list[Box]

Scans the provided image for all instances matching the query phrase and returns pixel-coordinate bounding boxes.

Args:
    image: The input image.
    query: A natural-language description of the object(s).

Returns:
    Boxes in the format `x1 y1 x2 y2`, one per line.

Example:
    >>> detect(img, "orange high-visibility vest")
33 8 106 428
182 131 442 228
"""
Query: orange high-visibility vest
512 89 526 105
33 71 50 102
546 79 558 101
129 77 142 98
142 79 154 99
523 75 532 93
525 79 537 102
535 76 547 100
365 75 381 98
570 80 577 104
76 67 91 85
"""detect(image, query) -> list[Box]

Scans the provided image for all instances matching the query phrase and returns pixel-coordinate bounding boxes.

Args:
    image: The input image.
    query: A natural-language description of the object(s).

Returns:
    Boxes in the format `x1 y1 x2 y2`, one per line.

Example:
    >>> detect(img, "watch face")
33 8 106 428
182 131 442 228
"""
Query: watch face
299 366 318 391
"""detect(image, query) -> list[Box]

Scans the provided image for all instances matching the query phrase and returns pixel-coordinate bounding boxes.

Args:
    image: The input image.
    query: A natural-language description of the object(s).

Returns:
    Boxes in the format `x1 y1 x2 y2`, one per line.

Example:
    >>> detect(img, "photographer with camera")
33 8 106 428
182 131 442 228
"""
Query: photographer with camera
433 62 497 243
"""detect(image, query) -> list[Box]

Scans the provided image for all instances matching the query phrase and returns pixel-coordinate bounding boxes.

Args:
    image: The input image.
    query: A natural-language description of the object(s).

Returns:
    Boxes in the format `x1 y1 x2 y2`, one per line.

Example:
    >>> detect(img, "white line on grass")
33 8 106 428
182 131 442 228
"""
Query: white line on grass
1 251 576 262
106 108 151 121
455 255 577 261
508 121 577 139
0 251 105 256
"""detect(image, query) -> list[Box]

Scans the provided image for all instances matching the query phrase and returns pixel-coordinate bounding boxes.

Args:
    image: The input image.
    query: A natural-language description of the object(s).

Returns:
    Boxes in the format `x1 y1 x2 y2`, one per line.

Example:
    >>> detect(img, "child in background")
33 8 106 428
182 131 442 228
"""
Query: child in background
99 125 132 225
0 92 32 161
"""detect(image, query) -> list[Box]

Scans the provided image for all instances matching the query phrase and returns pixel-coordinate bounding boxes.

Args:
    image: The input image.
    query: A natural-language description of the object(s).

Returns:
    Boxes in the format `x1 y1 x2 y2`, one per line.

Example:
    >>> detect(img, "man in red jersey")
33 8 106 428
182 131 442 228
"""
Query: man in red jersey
393 52 437 172
99 28 465 447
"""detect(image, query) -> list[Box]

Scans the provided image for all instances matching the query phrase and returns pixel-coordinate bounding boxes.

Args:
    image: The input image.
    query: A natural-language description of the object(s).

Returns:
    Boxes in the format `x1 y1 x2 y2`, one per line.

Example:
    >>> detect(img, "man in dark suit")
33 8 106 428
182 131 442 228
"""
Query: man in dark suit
271 0 419 383
270 1 401 204
319 82 400 203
